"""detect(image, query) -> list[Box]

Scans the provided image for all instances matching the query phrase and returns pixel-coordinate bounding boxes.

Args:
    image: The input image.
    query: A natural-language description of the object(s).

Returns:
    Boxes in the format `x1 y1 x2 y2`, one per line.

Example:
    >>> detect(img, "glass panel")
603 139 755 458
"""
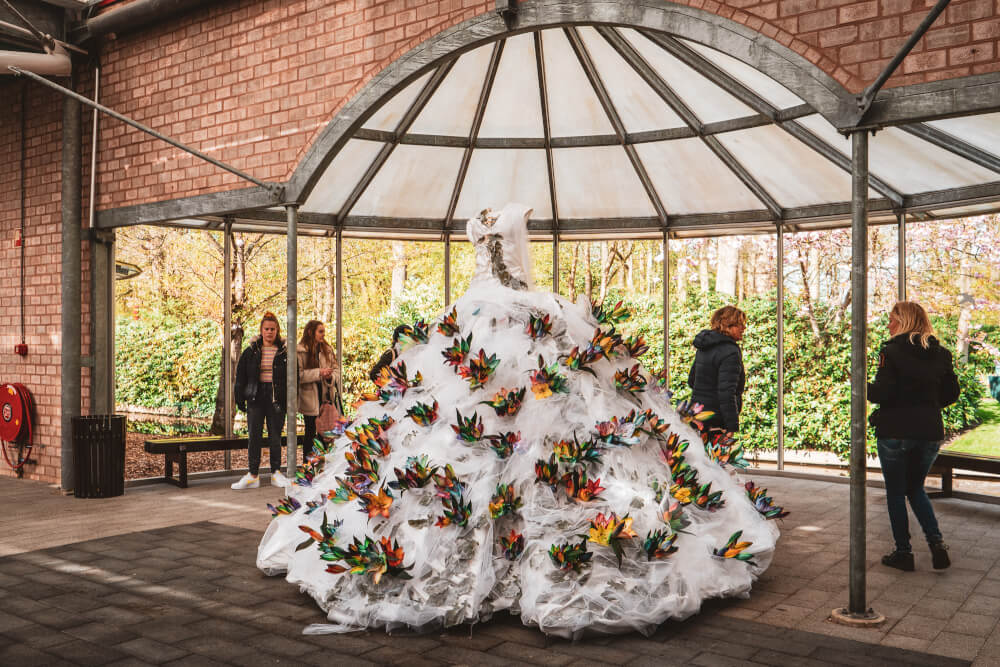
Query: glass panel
552 146 656 218
301 139 385 214
576 27 686 133
478 33 544 138
622 28 756 124
352 145 464 218
362 71 432 132
716 125 860 207
635 139 764 214
678 38 805 110
449 239 475 296
541 28 615 138
927 112 1000 159
798 115 999 193
409 46 492 136
531 240 554 290
454 149 552 220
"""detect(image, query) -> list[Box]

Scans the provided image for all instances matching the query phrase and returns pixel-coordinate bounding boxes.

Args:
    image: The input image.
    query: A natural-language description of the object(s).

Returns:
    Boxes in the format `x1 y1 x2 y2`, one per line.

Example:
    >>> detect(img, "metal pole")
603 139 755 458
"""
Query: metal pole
776 224 785 471
444 231 451 307
336 227 343 396
553 234 559 294
223 219 233 473
285 205 298 477
87 65 99 228
61 79 81 492
897 212 906 302
10 66 280 195
662 231 670 383
849 130 871 617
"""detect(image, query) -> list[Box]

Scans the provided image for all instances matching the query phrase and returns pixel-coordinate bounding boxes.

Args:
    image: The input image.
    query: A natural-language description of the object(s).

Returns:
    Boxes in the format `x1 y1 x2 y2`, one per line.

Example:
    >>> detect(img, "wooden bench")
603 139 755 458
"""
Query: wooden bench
144 434 307 488
930 450 1000 498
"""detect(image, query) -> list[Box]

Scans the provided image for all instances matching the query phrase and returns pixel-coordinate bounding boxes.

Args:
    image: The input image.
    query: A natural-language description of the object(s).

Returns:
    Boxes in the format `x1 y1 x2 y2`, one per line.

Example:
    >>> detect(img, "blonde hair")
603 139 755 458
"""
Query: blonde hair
891 301 934 348
710 305 747 336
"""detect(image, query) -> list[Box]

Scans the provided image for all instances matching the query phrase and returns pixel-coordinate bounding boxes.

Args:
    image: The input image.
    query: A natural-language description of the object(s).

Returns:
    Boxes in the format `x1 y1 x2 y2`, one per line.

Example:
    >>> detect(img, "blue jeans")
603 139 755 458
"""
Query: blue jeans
877 438 944 552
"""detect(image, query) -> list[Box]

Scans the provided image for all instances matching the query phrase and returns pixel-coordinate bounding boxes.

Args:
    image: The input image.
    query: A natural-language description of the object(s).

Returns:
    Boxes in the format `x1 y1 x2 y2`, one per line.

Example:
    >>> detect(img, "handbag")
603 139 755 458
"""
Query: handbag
315 379 342 433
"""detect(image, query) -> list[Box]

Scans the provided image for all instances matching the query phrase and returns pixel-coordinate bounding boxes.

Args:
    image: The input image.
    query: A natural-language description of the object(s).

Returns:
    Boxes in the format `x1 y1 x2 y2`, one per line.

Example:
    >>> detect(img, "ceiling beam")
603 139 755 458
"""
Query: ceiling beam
535 30 559 233
564 26 668 223
900 122 1000 176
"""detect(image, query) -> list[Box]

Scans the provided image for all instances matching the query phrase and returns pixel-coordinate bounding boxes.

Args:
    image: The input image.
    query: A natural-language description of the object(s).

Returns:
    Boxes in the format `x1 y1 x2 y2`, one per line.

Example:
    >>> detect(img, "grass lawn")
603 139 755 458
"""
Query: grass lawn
946 399 1000 456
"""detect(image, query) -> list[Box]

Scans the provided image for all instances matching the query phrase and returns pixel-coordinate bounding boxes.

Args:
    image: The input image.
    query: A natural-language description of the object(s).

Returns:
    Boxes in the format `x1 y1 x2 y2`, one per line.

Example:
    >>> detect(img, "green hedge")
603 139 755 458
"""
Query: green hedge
116 289 987 456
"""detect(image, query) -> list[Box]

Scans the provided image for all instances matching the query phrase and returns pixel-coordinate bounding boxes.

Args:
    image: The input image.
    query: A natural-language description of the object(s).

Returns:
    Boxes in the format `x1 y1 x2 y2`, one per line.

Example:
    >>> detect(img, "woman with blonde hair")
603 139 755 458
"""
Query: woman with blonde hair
688 305 747 434
869 301 960 571
298 319 340 457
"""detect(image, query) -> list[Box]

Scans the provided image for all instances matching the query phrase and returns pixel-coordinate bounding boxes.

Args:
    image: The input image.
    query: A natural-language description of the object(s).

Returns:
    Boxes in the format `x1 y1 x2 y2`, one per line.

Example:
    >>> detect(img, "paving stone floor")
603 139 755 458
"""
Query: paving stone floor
1 473 999 666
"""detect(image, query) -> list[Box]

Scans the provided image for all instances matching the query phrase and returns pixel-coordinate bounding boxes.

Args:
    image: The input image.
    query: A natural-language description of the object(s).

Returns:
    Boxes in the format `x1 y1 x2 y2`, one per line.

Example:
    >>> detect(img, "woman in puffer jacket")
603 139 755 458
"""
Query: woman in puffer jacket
298 319 340 457
869 301 960 572
687 305 747 434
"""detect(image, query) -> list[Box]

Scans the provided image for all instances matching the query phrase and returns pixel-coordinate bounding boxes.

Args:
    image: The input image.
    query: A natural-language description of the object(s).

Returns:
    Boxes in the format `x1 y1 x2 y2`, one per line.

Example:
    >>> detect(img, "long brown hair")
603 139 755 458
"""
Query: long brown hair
299 319 333 369
891 301 934 349
259 312 283 346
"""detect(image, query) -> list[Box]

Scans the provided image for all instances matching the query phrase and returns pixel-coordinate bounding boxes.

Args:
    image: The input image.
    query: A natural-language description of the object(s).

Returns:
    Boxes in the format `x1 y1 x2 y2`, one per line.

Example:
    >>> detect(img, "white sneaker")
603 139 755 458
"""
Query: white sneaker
231 473 259 490
271 470 290 488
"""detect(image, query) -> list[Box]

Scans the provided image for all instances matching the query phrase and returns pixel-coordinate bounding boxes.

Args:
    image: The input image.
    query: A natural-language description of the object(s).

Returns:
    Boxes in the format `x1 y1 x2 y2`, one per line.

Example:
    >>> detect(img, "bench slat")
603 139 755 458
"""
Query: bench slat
144 434 308 454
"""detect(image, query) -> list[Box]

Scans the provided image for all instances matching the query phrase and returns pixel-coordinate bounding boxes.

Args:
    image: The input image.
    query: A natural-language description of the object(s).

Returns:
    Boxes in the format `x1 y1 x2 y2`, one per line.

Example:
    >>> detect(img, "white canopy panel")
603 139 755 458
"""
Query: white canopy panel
298 25 1000 233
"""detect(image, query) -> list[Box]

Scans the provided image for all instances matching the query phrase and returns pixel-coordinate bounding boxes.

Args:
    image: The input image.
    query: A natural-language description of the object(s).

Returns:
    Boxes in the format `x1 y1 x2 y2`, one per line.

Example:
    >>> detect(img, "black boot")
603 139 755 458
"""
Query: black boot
882 550 914 571
929 542 950 570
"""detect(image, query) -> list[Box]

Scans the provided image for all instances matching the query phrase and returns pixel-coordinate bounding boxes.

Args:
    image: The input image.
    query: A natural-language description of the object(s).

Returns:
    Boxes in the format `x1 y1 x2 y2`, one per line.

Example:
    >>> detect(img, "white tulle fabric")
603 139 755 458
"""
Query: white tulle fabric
256 204 779 639
467 203 535 291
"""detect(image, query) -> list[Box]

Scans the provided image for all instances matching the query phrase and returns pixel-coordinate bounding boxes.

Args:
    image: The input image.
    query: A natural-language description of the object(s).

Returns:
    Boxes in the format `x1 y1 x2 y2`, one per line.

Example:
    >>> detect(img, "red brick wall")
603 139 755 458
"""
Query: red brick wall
0 78 92 485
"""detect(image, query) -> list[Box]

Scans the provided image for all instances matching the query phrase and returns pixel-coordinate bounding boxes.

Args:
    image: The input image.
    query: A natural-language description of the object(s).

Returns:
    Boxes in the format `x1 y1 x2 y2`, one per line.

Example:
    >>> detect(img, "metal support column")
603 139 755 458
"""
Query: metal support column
776 224 785 471
662 231 670 383
835 129 882 625
285 204 298 477
60 82 81 492
223 219 233 472
553 235 559 294
444 232 451 307
897 212 906 302
335 227 343 395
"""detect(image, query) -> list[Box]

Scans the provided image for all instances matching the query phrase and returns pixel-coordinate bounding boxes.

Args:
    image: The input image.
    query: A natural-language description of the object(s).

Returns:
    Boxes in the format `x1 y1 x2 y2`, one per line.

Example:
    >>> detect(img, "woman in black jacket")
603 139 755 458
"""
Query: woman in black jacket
687 306 747 434
232 312 289 490
869 301 960 572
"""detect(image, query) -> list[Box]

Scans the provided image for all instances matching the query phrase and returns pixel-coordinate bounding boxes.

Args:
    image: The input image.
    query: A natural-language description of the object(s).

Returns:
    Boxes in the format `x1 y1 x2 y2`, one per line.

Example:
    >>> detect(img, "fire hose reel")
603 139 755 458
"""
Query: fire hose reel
1 383 35 471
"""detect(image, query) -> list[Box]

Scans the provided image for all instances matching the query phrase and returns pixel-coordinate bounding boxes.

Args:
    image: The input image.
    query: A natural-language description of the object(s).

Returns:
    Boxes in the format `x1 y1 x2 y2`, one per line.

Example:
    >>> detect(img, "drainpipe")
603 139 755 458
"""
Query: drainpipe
61 72 82 493
0 43 71 77
85 0 218 38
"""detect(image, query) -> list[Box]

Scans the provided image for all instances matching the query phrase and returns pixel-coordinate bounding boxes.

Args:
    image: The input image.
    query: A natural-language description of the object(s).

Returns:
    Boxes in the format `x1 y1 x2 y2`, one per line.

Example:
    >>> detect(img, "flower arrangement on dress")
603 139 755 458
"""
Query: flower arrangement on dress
588 512 637 567
706 431 748 469
553 435 603 466
650 369 671 395
325 535 414 583
563 468 605 502
347 425 391 459
485 431 521 459
639 410 670 438
328 477 360 504
344 448 380 490
676 400 714 433
406 400 439 426
442 334 472 370
480 387 525 417
745 482 789 520
549 539 592 572
500 530 525 560
529 356 569 399
267 496 301 517
437 307 460 336
621 334 649 359
296 513 342 555
642 529 679 560
594 415 642 448
434 464 472 528
563 328 621 375
396 321 429 348
691 482 725 512
358 486 394 519
592 299 631 326
389 455 438 494
372 362 423 404
527 313 552 339
452 409 484 443
614 364 647 397
458 349 500 390
662 501 691 534
712 530 757 566
488 484 523 519
534 454 561 490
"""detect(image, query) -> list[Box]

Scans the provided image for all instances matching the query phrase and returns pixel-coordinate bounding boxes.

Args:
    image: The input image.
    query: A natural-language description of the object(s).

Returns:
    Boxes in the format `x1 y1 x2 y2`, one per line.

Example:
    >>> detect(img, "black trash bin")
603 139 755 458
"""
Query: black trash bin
72 415 126 498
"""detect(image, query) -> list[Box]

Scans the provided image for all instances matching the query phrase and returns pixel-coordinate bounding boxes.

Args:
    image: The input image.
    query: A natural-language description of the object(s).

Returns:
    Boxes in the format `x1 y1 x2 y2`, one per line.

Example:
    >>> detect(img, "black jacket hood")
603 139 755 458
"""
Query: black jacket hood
693 329 738 350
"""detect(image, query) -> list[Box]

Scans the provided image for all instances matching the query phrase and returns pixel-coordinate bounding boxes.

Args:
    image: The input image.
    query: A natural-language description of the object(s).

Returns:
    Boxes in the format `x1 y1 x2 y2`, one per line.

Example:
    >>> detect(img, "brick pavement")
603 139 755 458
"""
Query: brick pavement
1 474 999 665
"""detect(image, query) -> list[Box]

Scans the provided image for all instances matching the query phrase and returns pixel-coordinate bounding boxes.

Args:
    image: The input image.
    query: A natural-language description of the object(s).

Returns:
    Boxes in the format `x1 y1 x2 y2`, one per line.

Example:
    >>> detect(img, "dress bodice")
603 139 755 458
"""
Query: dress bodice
467 203 534 291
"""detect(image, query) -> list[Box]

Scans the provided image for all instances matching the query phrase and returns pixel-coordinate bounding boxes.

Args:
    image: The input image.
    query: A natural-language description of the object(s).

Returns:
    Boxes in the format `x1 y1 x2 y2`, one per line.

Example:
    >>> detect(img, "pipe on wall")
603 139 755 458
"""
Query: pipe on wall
0 43 71 77
86 0 216 38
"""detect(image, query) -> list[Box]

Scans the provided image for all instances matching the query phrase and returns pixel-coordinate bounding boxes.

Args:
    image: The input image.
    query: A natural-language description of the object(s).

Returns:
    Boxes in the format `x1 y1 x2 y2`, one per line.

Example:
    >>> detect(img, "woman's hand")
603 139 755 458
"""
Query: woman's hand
320 367 334 380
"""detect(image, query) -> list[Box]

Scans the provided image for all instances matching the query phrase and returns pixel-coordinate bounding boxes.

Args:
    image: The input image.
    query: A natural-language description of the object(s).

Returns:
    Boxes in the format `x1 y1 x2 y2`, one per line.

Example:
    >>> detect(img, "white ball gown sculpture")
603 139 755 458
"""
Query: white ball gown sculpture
257 202 785 639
